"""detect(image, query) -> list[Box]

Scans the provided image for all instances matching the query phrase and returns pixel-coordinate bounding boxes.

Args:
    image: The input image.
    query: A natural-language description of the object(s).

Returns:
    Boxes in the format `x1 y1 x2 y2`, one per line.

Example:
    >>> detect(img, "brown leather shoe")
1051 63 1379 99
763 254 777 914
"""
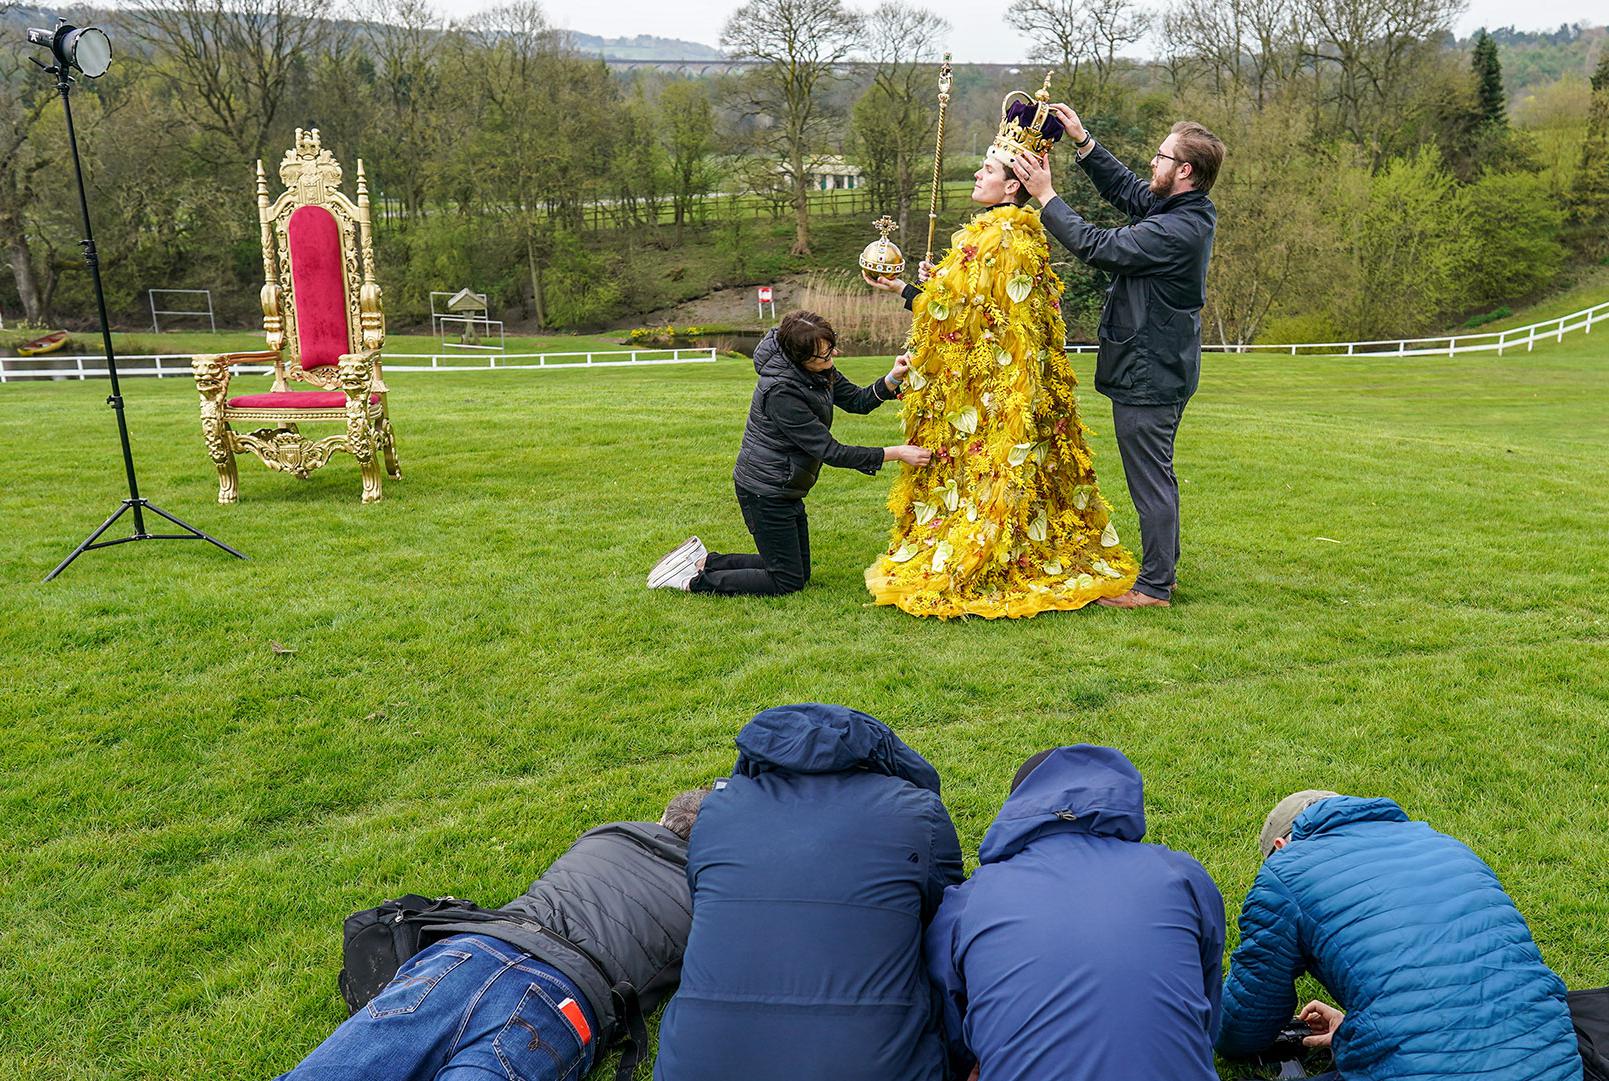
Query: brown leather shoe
1097 589 1171 609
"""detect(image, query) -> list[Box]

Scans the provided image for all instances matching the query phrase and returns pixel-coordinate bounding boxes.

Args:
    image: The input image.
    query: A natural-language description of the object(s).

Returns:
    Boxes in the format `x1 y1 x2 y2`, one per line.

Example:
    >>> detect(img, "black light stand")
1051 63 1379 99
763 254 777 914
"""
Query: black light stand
27 20 246 581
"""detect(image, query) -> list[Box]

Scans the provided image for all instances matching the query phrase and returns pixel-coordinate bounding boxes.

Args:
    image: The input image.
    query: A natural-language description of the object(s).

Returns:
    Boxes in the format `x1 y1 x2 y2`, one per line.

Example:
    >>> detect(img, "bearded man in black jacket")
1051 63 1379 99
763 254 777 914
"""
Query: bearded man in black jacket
276 789 706 1081
1014 109 1224 609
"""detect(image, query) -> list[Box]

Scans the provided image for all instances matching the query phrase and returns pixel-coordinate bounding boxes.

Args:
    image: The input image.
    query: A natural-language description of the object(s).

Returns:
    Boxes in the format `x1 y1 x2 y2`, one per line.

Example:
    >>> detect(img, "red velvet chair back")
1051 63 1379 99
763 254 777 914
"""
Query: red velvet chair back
286 204 350 370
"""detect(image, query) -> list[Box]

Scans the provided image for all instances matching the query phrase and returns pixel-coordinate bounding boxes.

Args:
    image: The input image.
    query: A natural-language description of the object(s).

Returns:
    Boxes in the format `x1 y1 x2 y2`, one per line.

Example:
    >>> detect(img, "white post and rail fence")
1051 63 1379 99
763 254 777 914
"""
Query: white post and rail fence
2 300 1605 383
0 347 720 383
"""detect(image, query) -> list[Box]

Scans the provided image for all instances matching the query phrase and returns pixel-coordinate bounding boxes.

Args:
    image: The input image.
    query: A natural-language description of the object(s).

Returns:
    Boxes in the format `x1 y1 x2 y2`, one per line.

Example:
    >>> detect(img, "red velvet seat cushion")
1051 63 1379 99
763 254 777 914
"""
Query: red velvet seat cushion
287 204 350 370
228 391 380 408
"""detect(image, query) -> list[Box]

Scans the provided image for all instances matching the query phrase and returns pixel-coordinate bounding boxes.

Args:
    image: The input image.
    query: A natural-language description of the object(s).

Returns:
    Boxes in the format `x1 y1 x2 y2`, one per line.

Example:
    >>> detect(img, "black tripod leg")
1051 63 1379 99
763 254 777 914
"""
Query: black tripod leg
44 501 134 581
139 500 249 560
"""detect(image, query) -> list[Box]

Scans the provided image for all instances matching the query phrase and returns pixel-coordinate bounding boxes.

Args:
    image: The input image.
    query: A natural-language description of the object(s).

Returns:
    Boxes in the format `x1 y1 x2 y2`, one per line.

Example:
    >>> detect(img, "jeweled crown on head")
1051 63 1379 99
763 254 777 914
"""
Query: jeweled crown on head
988 72 1065 162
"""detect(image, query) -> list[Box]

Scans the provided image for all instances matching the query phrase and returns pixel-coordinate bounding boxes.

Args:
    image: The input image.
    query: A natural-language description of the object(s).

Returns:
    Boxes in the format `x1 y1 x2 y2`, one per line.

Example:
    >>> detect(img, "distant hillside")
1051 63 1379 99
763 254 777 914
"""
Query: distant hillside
565 31 723 61
0 9 724 63
1455 23 1606 95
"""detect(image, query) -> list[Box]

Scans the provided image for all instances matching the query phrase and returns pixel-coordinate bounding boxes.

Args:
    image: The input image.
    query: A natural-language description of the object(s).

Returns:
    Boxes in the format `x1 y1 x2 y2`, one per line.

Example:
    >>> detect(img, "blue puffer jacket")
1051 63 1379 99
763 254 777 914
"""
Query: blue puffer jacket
1218 796 1581 1081
924 746 1225 1081
653 704 964 1081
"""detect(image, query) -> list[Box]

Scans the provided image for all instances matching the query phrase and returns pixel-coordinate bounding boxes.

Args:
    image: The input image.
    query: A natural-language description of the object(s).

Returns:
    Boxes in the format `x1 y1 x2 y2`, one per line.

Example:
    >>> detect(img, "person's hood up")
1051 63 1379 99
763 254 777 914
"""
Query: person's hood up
753 328 791 377
733 703 941 794
1290 795 1408 842
978 745 1146 864
752 327 828 388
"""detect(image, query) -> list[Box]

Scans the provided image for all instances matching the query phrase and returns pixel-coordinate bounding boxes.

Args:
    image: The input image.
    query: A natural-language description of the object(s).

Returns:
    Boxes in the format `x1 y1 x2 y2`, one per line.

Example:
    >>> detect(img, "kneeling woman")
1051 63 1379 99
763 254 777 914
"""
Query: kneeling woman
650 311 930 595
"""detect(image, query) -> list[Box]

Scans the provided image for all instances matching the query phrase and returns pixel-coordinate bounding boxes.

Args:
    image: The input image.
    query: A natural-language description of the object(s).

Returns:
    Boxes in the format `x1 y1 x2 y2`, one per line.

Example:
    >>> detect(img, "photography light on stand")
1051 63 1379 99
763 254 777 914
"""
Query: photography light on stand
25 20 246 581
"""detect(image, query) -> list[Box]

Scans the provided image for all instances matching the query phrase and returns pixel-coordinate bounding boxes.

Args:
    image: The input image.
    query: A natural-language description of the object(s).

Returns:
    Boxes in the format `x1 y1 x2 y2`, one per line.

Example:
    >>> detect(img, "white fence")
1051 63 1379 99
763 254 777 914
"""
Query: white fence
3 299 1606 384
0 347 719 383
1209 299 1607 358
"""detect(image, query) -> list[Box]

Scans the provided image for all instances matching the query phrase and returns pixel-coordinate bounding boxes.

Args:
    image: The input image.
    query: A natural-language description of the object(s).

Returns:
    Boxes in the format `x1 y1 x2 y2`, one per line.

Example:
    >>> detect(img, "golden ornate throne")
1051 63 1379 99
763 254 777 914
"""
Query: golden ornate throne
192 128 399 504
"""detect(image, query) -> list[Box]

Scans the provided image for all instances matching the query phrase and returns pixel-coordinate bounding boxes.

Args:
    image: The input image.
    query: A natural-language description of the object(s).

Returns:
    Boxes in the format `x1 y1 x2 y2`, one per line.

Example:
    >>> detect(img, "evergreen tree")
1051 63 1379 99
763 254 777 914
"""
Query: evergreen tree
1566 51 1609 261
1471 29 1506 126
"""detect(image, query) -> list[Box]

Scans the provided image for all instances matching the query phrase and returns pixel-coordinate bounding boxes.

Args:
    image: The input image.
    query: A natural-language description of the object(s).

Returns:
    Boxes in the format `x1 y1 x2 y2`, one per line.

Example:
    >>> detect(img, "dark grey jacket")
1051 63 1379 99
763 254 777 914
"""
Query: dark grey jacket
730 328 892 500
436 822 692 1042
1041 141 1217 406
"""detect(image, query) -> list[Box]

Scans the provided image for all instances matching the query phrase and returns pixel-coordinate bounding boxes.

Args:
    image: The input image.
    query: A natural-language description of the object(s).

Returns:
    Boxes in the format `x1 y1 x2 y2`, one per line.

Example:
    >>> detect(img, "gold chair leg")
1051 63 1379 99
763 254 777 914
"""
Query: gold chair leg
217 453 240 504
359 453 383 503
201 412 239 504
381 417 401 479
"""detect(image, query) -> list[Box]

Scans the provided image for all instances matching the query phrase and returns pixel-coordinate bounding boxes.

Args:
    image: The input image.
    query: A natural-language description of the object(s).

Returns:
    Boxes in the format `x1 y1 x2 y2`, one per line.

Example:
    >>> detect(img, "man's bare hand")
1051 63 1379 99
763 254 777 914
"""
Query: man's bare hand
885 444 933 466
889 351 912 384
862 269 906 295
1049 102 1086 144
1011 152 1057 205
1298 1000 1344 1047
917 259 936 283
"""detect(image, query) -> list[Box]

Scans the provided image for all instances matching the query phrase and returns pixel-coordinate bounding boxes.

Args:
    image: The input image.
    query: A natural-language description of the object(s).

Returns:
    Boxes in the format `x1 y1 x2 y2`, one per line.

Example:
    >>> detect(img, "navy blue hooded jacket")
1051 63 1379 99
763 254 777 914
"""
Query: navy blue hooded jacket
654 704 964 1081
924 746 1225 1081
1218 796 1581 1081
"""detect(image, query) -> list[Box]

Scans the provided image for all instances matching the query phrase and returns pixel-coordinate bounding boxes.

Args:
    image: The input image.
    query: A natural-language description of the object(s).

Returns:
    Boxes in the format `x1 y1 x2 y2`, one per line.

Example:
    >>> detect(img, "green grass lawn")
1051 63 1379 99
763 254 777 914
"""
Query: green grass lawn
2 335 1607 1079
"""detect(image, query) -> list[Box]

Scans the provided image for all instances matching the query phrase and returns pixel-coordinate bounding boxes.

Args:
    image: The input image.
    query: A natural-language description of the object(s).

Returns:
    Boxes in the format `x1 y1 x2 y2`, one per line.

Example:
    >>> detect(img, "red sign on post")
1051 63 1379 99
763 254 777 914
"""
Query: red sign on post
758 286 773 302
757 285 776 320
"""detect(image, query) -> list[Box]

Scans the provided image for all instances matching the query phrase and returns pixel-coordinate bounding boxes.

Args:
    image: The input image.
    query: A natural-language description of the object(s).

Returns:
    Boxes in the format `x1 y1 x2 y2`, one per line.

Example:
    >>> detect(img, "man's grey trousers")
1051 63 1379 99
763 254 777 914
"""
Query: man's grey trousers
1110 400 1186 601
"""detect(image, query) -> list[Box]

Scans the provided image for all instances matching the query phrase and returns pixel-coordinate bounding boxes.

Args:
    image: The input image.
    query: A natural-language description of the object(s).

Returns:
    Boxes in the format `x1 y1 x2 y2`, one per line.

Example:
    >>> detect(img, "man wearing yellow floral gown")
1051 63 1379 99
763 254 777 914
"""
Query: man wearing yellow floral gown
861 83 1138 619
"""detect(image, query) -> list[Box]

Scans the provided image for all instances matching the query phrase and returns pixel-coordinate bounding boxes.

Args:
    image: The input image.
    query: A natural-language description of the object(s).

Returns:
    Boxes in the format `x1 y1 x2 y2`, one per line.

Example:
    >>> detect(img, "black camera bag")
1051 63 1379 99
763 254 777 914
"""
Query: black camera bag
338 894 507 1015
337 893 649 1081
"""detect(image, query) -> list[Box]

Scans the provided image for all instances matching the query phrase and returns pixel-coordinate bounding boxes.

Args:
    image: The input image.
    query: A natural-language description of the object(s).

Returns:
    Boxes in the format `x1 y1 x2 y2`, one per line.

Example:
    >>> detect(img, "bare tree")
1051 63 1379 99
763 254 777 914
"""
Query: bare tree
1085 0 1151 107
1302 0 1465 163
859 2 949 245
1162 0 1248 106
357 0 445 222
721 0 862 256
1163 0 1305 110
1006 0 1092 100
1008 0 1147 111
121 0 327 169
454 0 564 325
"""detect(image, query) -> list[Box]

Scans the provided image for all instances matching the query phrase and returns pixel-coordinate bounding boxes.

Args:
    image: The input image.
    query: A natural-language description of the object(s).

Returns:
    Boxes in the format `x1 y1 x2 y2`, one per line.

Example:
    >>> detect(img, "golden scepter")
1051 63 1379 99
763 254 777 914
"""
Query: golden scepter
925 52 954 265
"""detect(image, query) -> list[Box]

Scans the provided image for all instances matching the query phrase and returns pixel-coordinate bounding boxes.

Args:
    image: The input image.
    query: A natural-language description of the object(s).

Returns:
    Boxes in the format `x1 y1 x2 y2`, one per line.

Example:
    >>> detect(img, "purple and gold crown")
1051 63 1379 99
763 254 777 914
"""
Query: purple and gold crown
987 72 1066 162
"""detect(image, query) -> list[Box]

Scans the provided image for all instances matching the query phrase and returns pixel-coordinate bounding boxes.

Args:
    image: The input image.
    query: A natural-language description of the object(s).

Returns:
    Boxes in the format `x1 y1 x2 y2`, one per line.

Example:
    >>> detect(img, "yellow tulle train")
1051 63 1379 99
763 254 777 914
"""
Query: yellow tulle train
865 204 1138 619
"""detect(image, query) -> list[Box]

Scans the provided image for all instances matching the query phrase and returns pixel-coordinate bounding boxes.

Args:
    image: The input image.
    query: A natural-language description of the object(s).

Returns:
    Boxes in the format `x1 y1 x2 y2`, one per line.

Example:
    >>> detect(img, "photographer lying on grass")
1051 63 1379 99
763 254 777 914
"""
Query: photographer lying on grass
1218 790 1581 1081
275 789 707 1081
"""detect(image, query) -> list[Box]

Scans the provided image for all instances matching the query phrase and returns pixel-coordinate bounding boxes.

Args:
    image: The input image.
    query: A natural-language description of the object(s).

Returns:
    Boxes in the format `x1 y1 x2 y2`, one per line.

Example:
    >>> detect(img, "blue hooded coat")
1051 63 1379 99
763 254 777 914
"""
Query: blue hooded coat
654 704 964 1081
1218 796 1581 1081
924 746 1225 1081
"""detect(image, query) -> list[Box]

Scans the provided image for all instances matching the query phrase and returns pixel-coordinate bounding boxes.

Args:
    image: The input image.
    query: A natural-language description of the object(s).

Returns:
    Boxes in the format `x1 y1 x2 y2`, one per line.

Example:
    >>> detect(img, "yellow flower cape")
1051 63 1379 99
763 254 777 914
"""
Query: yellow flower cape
865 204 1138 619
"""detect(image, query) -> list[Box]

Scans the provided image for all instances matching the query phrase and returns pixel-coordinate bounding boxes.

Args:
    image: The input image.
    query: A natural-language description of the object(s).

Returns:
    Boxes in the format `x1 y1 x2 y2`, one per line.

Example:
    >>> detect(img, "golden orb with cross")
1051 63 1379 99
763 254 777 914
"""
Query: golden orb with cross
858 215 906 278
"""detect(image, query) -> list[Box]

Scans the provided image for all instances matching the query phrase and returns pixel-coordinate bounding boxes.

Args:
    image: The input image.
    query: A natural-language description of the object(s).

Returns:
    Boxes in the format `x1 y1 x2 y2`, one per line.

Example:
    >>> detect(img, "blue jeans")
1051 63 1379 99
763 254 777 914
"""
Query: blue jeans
277 934 599 1081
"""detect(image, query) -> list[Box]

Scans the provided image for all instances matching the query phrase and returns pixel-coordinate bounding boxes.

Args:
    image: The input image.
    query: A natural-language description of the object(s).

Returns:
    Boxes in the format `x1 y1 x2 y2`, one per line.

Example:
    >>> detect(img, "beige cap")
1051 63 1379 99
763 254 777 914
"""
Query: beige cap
1259 790 1341 858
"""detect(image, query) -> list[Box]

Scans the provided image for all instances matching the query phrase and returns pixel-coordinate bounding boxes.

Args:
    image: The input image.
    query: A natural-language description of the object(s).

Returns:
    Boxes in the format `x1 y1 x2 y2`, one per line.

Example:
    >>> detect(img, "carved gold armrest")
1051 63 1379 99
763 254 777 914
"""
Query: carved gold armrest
192 350 282 401
337 350 382 395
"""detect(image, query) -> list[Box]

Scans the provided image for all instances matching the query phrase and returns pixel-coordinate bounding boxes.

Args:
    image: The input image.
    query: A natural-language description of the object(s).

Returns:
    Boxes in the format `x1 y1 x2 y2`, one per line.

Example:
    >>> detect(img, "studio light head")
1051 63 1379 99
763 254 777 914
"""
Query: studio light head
26 20 112 78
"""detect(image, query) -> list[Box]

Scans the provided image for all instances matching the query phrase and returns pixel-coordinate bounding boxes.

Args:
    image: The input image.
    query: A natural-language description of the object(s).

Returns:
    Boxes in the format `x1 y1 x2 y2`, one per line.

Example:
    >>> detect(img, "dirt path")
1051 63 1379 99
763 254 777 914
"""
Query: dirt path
625 274 816 329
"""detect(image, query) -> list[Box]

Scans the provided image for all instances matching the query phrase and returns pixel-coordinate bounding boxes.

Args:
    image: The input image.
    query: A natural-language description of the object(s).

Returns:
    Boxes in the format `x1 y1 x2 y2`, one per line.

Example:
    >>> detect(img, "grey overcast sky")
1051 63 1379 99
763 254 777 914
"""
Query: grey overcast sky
475 0 1600 63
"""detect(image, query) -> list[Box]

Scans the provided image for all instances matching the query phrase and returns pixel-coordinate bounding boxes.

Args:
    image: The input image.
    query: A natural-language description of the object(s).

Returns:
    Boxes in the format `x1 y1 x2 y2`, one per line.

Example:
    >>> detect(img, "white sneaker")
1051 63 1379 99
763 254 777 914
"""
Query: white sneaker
648 536 708 590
